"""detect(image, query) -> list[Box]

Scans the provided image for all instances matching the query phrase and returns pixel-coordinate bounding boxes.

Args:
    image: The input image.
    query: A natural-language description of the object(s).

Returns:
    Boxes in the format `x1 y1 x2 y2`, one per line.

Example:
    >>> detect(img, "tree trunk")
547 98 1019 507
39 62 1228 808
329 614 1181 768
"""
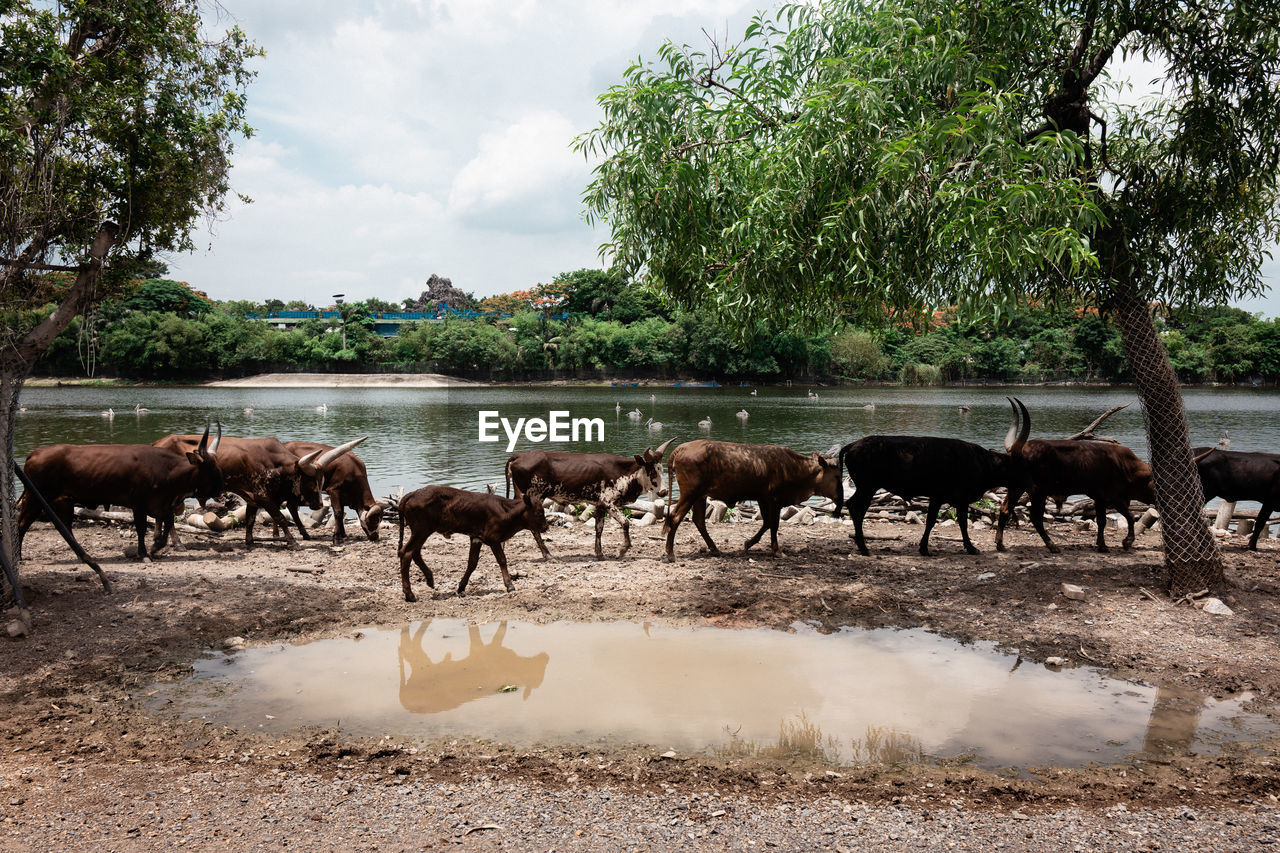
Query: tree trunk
0 368 23 608
1108 280 1225 595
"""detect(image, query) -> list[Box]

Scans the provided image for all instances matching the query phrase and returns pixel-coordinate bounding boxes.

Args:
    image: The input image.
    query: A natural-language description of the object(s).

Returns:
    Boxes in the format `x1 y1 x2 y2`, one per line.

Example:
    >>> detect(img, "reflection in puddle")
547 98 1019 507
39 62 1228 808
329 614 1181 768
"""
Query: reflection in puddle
151 620 1274 770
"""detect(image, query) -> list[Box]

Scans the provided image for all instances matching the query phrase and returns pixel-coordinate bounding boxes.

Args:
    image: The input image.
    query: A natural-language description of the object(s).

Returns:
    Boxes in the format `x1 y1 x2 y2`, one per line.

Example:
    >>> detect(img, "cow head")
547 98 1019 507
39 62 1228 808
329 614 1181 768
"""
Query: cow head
185 423 225 505
358 502 385 541
810 452 842 502
633 438 674 501
294 436 368 510
521 489 550 534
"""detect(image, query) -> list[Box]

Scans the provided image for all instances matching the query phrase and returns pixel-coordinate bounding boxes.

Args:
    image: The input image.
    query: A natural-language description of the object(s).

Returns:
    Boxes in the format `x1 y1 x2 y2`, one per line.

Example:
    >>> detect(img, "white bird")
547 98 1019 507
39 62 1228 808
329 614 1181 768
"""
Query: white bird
100 408 114 419
644 417 663 431
18 406 27 413
135 404 149 414
628 408 643 420
615 401 622 414
736 409 748 420
698 415 712 429
315 404 327 413
958 405 971 413
862 403 875 410
649 394 656 402
243 407 255 414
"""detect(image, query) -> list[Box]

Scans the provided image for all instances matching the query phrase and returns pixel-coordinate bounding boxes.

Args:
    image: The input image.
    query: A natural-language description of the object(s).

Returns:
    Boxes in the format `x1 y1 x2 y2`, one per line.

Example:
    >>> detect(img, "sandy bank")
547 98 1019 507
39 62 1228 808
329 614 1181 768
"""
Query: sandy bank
205 372 479 388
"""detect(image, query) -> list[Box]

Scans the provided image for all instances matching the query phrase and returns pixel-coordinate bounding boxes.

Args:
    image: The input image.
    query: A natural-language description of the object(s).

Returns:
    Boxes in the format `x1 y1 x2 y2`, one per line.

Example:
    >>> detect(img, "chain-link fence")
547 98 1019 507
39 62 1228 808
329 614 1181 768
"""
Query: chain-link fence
1110 286 1224 596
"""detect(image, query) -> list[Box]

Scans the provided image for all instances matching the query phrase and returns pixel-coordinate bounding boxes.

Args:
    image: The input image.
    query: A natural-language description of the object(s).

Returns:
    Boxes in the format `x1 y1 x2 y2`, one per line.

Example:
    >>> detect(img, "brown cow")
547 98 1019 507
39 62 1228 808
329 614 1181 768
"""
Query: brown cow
19 424 222 561
996 398 1156 553
153 434 365 549
283 440 383 543
505 440 672 559
663 439 841 561
397 485 549 600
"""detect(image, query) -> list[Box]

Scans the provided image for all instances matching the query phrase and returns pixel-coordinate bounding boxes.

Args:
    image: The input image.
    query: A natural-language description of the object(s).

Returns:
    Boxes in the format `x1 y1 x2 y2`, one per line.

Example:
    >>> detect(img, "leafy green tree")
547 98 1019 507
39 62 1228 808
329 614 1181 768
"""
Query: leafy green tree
1161 330 1210 382
830 328 888 380
0 0 259 593
1208 324 1262 382
580 0 1280 592
124 279 212 315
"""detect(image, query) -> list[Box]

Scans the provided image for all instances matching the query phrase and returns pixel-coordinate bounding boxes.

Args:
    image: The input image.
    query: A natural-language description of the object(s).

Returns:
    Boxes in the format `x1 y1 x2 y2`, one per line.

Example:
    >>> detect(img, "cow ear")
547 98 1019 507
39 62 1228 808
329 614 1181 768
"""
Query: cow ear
186 450 202 465
634 454 645 466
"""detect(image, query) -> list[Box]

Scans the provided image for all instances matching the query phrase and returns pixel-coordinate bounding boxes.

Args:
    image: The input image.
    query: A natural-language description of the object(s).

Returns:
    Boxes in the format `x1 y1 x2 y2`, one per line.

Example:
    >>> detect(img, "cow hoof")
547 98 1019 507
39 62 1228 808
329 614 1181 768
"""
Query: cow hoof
661 554 675 564
995 543 1007 553
1047 545 1062 554
404 592 417 603
964 547 979 556
1097 546 1110 554
504 584 516 593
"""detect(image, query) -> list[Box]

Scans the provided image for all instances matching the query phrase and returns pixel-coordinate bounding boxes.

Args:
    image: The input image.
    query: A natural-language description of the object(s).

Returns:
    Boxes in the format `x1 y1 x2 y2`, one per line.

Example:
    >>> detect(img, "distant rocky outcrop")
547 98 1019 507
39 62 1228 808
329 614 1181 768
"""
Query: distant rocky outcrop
409 274 473 312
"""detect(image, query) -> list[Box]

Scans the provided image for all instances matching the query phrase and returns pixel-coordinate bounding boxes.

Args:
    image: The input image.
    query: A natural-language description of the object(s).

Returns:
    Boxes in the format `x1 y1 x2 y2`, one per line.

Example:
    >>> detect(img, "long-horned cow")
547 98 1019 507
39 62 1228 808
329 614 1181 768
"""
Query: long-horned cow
152 433 365 548
663 439 841 561
396 486 549 600
504 440 673 559
836 410 1033 556
996 398 1157 553
1193 447 1280 550
19 424 223 561
283 440 383 543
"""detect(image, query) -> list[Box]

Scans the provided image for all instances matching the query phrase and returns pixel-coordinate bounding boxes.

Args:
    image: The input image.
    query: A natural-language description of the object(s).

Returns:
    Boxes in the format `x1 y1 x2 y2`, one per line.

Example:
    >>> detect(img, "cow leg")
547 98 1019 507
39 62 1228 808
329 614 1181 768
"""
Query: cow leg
244 505 259 548
662 494 696 562
605 504 632 559
1093 502 1110 553
398 527 434 602
285 501 312 541
262 505 302 548
489 541 516 593
1249 502 1274 551
685 498 720 556
16 493 36 556
130 507 151 561
846 489 875 556
919 498 943 556
1028 493 1061 553
1116 501 1138 550
457 538 485 596
151 516 171 557
743 501 768 552
593 505 608 559
995 489 1024 552
330 492 347 544
957 503 979 555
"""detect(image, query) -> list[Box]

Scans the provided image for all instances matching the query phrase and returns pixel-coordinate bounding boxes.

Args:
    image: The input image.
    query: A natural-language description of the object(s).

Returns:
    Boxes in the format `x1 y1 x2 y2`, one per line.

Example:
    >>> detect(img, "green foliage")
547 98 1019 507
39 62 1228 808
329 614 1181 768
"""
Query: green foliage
122 279 212 315
578 0 1280 331
830 329 888 380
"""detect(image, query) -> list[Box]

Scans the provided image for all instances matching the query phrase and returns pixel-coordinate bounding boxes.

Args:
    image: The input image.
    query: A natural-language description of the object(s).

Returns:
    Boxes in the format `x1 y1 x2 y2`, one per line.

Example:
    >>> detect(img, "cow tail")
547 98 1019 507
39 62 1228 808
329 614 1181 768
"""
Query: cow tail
398 506 406 553
834 444 848 519
504 457 513 499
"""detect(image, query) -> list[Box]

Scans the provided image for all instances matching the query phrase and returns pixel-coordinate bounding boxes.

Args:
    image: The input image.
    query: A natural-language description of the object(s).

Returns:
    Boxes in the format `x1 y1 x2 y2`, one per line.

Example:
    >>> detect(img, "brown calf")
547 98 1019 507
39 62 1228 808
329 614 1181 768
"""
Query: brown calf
664 439 841 561
397 486 549 600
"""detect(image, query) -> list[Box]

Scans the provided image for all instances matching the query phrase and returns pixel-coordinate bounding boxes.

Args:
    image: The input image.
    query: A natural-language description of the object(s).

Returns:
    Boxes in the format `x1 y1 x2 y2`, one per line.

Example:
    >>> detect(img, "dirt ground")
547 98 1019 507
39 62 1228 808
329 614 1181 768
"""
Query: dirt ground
3 513 1280 849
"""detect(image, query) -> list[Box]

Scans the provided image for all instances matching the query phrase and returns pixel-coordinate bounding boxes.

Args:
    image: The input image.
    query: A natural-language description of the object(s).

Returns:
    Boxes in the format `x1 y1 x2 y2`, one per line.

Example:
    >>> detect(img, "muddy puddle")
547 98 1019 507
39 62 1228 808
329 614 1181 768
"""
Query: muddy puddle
149 620 1273 770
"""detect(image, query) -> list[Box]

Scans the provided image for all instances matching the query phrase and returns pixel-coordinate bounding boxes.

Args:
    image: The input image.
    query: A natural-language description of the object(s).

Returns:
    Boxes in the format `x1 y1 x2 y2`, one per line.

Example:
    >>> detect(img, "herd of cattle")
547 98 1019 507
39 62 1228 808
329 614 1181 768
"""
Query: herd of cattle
15 398 1280 600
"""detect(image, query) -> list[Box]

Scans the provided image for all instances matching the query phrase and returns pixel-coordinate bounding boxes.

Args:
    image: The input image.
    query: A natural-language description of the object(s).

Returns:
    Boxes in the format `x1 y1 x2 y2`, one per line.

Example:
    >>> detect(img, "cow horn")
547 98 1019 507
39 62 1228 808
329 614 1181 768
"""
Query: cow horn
197 422 211 452
316 436 368 470
1004 397 1030 454
210 421 222 454
654 438 674 458
296 448 324 475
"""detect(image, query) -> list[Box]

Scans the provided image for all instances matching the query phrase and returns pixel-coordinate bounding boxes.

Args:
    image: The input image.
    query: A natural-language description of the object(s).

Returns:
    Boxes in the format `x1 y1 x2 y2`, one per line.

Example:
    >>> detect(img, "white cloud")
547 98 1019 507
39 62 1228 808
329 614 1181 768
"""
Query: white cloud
448 112 587 232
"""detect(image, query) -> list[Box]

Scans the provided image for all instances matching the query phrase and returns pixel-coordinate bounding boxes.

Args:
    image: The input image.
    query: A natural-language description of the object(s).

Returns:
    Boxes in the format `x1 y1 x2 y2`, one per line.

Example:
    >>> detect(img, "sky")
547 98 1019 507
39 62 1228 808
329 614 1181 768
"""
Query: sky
167 1 1280 319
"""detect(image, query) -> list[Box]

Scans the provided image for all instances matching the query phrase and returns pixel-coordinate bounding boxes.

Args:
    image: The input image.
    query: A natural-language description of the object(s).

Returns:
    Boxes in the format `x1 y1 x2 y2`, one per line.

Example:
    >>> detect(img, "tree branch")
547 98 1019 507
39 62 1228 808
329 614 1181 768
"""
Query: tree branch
3 222 118 367
1064 402 1130 442
0 259 90 273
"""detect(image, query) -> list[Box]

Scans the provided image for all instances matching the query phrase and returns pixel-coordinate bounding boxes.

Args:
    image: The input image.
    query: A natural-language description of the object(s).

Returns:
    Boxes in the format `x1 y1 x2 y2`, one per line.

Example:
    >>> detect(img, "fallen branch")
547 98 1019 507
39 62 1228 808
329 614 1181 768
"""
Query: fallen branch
1064 403 1130 443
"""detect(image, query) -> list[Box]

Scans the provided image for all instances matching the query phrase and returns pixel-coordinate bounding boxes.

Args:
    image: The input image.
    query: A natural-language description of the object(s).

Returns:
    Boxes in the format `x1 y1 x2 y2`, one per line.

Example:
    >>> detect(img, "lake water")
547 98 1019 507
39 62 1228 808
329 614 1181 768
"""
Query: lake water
15 384 1279 501
148 619 1275 771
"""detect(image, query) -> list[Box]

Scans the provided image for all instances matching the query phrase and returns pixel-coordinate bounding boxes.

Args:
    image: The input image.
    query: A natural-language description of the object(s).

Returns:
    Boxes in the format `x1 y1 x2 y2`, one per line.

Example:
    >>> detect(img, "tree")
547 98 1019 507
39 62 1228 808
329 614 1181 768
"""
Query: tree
580 0 1280 593
0 1 259 601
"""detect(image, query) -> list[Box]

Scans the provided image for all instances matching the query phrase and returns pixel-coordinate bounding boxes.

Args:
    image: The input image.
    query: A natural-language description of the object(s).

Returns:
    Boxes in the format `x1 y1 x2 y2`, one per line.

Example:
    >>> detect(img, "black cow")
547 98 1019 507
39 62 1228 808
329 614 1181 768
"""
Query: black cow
505 440 673 559
1194 447 1280 550
836 410 1032 556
